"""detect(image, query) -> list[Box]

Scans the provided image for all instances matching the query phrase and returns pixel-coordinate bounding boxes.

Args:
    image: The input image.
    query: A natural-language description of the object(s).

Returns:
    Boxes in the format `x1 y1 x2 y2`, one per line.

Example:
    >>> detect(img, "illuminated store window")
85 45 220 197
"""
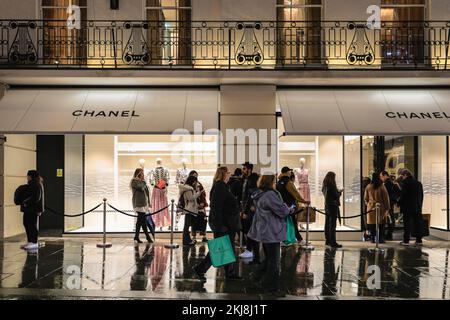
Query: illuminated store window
278 127 352 230
381 0 426 65
276 0 322 66
420 136 447 230
65 134 218 233
344 136 361 230
40 0 88 65
145 0 191 65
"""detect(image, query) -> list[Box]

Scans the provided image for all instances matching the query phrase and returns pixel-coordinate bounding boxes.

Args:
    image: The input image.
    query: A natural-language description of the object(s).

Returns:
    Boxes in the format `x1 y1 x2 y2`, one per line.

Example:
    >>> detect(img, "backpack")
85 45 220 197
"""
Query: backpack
14 184 30 206
176 191 186 213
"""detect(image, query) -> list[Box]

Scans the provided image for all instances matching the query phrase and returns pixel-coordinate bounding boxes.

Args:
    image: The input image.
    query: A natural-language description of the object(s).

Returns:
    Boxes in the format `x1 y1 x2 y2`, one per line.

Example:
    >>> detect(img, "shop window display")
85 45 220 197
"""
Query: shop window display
66 134 217 233
420 136 447 230
278 132 350 230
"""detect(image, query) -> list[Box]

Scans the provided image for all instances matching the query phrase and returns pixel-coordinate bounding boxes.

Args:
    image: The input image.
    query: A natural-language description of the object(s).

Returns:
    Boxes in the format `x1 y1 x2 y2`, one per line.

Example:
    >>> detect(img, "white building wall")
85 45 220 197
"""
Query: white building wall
0 135 36 239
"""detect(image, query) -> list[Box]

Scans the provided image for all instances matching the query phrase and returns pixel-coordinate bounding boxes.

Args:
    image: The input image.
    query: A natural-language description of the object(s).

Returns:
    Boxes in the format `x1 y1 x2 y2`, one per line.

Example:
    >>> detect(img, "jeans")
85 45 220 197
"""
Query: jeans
255 242 281 292
324 205 339 245
403 213 422 243
23 211 38 243
183 214 193 245
196 231 237 276
134 212 151 240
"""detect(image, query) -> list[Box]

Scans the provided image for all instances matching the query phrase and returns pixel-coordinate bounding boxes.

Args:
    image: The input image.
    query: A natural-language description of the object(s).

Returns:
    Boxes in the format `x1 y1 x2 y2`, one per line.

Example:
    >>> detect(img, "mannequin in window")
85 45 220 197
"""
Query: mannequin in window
176 158 190 185
175 158 190 231
149 158 170 230
295 158 311 203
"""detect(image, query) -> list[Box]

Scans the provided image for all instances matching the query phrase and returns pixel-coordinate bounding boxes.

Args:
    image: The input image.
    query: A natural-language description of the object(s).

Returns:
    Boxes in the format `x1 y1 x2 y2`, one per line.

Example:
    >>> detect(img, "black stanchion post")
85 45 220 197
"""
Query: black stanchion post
97 198 112 248
375 202 380 251
164 199 179 249
301 205 315 251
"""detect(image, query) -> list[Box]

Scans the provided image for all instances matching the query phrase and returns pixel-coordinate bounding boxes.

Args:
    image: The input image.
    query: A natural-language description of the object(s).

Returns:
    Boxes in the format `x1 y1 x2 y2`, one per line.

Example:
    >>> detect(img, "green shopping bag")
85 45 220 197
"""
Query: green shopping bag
207 235 236 267
284 215 297 246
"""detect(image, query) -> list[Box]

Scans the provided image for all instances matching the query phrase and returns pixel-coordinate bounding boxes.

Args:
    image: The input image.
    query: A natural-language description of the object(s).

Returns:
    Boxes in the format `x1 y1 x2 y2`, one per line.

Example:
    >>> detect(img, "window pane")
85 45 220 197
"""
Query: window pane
420 136 447 230
344 136 361 230
278 134 345 230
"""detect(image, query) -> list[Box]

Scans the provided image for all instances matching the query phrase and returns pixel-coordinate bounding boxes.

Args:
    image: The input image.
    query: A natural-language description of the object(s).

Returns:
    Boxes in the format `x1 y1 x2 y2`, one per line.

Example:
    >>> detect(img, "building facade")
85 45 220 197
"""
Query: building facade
1 0 450 239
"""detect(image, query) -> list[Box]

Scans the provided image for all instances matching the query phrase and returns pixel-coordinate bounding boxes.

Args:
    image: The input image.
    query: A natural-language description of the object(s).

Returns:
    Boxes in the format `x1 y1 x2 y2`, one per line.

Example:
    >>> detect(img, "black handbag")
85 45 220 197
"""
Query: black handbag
412 214 430 238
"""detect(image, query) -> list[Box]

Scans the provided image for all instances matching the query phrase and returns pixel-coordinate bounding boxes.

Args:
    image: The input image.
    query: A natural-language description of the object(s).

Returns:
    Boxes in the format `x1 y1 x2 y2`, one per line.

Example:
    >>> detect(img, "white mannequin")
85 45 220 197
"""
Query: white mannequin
150 157 170 230
295 157 310 202
176 158 190 185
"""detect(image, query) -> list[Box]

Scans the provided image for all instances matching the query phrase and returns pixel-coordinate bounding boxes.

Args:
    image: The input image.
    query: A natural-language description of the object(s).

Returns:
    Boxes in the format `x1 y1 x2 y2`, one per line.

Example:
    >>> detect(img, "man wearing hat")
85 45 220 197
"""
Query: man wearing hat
239 162 260 260
19 170 45 251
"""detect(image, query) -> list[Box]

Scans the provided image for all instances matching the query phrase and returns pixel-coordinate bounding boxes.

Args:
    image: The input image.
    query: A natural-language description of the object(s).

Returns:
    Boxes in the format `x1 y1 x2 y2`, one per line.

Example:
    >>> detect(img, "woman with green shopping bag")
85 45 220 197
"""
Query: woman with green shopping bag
247 174 293 297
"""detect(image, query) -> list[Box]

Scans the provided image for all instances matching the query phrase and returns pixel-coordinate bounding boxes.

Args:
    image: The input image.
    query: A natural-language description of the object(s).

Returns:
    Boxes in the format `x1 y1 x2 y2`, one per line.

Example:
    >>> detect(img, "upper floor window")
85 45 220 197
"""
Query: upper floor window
276 0 322 65
381 0 426 65
145 0 191 65
40 0 88 65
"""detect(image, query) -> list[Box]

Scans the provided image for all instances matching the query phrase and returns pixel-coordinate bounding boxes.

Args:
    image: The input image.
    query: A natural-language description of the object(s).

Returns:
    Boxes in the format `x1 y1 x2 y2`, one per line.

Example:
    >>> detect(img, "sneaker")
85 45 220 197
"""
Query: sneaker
24 243 39 250
239 250 254 259
399 241 410 246
20 243 30 249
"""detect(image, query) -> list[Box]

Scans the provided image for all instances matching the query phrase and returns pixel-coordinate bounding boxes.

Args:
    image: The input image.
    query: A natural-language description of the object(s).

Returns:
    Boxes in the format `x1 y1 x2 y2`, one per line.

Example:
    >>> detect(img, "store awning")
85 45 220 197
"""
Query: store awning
278 90 450 135
0 89 219 133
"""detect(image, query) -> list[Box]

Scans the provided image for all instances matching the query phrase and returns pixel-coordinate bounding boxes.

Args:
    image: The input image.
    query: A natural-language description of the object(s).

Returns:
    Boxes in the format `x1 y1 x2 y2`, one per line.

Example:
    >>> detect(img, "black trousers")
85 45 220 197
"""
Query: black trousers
368 224 385 242
324 205 339 245
386 208 395 238
197 231 237 276
403 213 422 243
23 211 38 243
183 214 193 245
135 212 151 240
290 212 303 241
254 242 281 292
241 216 260 262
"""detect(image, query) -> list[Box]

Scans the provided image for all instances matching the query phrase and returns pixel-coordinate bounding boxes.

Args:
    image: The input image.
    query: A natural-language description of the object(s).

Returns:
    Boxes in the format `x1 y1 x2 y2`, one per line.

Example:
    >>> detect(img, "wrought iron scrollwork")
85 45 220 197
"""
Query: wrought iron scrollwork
122 22 151 65
346 22 375 65
8 21 38 64
235 22 263 65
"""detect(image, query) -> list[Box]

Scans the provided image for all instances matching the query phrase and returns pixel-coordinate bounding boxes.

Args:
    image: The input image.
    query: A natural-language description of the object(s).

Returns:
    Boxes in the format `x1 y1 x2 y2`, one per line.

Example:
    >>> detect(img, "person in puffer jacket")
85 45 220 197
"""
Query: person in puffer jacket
248 174 291 297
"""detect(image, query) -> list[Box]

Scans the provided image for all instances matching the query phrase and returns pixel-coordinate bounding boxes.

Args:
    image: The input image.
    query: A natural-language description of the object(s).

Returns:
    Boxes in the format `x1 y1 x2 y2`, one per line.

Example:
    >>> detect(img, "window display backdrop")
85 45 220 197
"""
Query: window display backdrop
420 136 447 230
278 133 360 230
71 134 217 232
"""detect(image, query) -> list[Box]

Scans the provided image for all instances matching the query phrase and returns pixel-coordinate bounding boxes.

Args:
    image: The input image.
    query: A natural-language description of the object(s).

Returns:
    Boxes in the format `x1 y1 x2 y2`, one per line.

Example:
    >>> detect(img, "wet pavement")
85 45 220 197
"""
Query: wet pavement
0 237 450 300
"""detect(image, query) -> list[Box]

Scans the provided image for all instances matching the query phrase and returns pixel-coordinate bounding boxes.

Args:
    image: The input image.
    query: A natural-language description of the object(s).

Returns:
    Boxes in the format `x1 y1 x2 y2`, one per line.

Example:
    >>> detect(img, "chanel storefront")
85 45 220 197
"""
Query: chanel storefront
0 87 450 239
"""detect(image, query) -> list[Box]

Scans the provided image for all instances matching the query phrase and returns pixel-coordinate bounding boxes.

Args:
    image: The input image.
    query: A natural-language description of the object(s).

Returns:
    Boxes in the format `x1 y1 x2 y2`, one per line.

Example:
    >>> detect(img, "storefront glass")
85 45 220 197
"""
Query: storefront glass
65 134 218 233
420 136 447 230
278 133 350 230
343 136 361 230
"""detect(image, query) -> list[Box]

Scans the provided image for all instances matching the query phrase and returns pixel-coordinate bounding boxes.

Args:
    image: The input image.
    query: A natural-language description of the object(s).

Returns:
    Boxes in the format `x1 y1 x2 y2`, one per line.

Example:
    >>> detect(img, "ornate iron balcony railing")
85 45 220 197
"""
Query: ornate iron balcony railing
1 20 450 70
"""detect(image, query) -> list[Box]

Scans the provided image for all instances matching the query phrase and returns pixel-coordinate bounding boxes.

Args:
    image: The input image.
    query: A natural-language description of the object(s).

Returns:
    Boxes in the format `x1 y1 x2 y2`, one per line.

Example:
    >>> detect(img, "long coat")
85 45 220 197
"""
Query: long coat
364 184 391 224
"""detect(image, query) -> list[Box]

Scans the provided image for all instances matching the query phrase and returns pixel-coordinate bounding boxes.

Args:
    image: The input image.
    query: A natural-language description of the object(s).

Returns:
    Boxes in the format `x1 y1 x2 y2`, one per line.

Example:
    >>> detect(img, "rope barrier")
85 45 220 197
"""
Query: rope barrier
175 205 200 217
45 203 103 217
107 203 170 218
311 207 375 220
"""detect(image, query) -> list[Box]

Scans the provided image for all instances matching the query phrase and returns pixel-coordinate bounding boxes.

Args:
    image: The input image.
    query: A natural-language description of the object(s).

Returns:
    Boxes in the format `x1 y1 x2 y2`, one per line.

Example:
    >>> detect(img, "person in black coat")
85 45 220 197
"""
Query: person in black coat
239 162 260 261
380 171 401 240
193 166 241 281
398 169 424 245
322 171 342 248
20 170 45 251
227 168 243 207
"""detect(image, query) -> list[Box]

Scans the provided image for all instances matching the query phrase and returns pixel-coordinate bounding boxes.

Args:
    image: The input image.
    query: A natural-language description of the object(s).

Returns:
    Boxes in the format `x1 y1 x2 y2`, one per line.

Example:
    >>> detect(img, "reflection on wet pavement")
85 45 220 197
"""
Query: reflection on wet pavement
1 237 450 299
